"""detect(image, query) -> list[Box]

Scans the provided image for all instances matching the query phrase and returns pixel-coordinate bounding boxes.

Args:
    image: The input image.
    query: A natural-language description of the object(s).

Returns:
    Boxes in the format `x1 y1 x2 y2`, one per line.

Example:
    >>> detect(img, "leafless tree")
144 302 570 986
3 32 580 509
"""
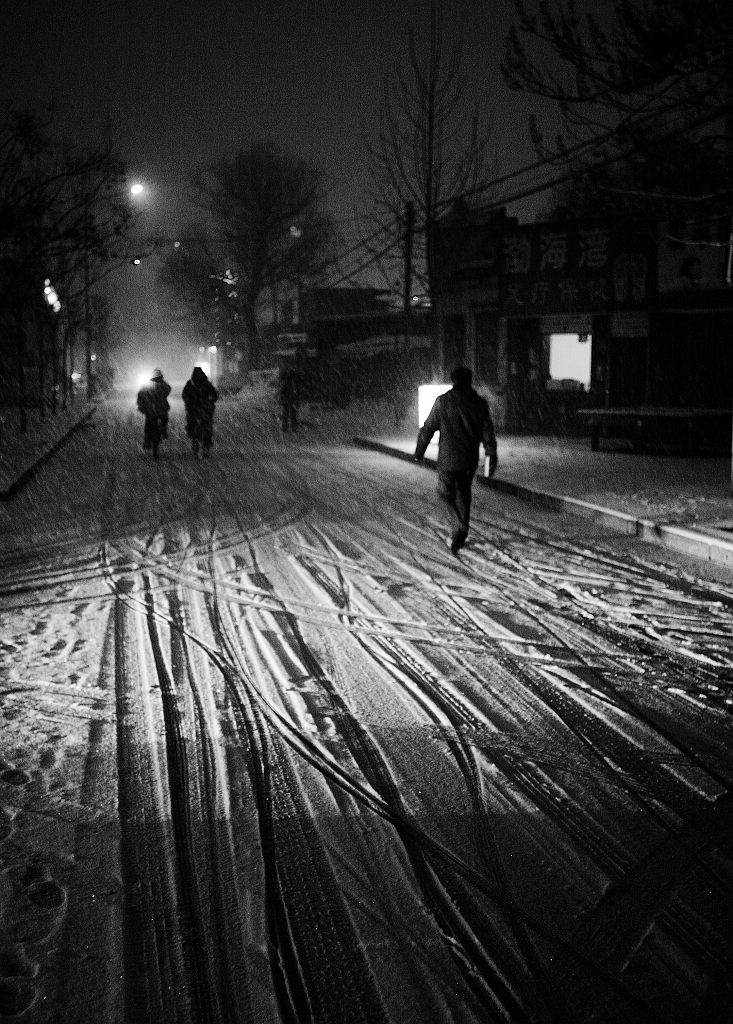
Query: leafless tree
365 0 494 308
502 0 733 231
181 142 336 369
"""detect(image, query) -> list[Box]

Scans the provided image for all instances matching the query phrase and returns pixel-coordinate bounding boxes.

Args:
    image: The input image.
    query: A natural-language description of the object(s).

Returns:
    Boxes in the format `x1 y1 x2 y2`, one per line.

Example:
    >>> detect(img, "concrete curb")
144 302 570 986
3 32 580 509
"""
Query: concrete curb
353 436 733 568
0 408 96 501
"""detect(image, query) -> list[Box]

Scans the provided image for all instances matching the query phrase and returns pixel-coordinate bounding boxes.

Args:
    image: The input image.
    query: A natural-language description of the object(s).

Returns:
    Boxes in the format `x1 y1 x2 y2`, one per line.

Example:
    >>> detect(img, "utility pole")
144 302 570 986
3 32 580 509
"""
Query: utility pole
402 201 414 350
727 81 733 492
84 239 92 401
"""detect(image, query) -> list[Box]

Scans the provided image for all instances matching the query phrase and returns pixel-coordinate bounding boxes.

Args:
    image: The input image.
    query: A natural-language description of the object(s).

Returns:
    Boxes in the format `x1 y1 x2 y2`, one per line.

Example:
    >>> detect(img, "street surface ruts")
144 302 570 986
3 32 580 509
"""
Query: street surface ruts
0 397 731 1024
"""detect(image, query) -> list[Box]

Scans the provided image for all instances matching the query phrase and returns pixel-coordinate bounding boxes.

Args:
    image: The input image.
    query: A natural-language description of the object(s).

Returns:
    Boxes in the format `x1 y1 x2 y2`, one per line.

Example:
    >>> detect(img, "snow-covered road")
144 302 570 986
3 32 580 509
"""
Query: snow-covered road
1 395 732 1024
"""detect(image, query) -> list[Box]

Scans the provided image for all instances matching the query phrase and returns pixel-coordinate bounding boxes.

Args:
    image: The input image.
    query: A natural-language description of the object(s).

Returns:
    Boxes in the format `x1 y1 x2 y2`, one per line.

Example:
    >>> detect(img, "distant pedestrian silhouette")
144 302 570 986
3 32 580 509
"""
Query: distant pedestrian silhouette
415 366 498 555
279 368 300 432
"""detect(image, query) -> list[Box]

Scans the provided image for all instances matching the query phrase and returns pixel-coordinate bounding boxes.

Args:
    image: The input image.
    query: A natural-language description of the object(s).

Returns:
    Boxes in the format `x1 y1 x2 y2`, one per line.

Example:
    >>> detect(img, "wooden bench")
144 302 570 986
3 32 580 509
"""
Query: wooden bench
577 407 731 453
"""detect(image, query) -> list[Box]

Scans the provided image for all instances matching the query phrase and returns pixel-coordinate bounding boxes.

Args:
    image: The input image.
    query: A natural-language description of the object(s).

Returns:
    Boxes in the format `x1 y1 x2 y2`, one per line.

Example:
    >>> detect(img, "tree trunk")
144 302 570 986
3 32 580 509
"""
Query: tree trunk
69 334 75 407
38 311 46 422
51 327 59 415
16 302 27 434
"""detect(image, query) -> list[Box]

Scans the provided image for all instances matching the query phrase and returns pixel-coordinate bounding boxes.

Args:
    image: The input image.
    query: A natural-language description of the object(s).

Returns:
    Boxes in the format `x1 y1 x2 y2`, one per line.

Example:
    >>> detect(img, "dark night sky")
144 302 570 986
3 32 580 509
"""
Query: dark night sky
1 0 549 232
2 0 564 376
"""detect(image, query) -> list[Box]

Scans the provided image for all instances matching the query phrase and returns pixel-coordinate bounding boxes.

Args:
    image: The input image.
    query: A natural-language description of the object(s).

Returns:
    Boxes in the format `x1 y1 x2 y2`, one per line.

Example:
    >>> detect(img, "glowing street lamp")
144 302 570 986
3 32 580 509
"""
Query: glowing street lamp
130 182 144 196
208 344 218 383
43 278 61 313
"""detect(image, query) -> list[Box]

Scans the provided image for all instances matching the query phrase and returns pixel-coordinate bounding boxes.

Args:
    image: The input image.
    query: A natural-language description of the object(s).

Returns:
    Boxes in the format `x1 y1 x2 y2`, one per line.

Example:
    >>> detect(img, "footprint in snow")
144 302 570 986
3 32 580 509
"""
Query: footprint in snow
0 769 30 788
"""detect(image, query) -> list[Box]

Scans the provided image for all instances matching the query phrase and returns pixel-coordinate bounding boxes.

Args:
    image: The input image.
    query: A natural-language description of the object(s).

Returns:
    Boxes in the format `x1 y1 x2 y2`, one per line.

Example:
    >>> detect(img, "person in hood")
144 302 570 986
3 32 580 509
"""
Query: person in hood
415 366 498 555
136 368 171 451
182 365 218 456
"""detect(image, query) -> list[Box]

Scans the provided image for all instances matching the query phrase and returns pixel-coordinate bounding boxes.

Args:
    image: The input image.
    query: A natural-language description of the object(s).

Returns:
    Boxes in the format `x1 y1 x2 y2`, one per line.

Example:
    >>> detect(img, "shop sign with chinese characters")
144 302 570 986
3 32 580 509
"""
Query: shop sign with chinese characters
500 220 656 315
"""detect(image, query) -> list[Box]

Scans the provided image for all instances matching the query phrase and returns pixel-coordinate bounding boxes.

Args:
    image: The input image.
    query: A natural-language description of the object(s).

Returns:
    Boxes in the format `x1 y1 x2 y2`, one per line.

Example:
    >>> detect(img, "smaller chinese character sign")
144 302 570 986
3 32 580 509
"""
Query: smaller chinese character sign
500 220 654 314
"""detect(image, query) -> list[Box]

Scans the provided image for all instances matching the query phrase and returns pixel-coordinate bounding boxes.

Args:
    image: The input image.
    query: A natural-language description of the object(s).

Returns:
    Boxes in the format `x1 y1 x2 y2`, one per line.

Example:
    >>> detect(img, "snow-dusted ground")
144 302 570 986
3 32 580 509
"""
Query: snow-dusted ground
361 431 733 530
0 401 95 496
1 386 732 1024
3 379 730 526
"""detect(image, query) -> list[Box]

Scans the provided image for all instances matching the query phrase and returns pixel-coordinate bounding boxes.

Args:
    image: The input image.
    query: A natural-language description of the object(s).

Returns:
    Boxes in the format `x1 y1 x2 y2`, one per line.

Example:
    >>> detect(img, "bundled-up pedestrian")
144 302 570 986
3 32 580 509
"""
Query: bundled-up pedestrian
136 368 171 452
414 366 498 555
182 365 218 456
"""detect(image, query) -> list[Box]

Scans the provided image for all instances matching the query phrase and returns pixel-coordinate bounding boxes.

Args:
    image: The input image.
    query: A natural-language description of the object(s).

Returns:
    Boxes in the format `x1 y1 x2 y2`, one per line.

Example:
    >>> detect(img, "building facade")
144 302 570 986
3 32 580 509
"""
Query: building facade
434 208 733 445
275 286 432 409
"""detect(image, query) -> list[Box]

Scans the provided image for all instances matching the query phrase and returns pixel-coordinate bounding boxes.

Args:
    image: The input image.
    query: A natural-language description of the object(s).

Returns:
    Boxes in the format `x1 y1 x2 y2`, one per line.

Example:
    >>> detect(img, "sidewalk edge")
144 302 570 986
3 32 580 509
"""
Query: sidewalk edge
353 436 733 568
0 408 96 501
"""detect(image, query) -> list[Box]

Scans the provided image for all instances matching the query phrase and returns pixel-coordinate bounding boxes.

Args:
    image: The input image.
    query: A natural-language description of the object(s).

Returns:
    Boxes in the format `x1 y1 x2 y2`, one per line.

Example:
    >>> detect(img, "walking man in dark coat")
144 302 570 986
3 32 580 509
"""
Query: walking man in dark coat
414 366 498 555
136 368 171 451
182 365 218 456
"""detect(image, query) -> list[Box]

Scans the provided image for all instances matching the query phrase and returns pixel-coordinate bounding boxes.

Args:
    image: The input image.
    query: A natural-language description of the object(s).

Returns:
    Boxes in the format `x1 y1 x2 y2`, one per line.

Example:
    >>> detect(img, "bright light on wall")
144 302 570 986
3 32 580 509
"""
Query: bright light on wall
548 333 591 389
418 383 451 428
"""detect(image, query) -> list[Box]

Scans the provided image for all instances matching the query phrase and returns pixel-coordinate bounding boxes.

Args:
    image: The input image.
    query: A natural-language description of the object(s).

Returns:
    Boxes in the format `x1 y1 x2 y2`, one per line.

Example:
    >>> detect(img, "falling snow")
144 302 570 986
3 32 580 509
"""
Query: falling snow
1 383 732 1024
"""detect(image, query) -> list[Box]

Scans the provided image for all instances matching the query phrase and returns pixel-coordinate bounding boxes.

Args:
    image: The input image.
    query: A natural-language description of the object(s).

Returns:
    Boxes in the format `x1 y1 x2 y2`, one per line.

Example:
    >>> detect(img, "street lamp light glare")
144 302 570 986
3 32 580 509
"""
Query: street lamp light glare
130 183 144 196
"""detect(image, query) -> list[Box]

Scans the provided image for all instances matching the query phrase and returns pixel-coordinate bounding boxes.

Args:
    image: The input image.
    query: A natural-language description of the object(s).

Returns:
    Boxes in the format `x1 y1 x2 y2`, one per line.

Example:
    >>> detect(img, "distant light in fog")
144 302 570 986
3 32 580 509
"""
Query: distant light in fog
130 183 144 195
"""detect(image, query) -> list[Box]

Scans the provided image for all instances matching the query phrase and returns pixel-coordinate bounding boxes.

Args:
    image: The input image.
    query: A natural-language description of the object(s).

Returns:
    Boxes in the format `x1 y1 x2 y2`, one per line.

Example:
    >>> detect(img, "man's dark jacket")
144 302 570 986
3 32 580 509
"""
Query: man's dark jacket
137 378 171 417
182 368 218 423
415 385 497 473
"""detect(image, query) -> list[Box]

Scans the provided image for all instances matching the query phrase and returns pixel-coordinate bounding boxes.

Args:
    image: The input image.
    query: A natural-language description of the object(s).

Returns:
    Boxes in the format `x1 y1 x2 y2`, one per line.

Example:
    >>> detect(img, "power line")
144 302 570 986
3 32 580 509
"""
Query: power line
468 98 733 219
437 96 733 216
313 236 400 289
309 216 401 281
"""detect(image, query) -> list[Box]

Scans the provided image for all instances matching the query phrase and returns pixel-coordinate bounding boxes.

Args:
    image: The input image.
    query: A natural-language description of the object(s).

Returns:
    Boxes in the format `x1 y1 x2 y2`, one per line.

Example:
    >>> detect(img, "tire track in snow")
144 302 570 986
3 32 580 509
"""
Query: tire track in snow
97 460 679 1024
286 521 733 1019
405 539 733 986
113 592 192 1023
187 454 733 1015
103 534 251 1024
286 529 613 1023
205 543 394 1024
203 464 538 1020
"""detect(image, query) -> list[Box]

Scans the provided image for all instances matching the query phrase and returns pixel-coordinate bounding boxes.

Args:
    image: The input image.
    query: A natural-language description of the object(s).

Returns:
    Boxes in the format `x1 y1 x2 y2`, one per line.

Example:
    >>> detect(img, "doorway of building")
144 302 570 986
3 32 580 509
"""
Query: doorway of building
609 336 647 407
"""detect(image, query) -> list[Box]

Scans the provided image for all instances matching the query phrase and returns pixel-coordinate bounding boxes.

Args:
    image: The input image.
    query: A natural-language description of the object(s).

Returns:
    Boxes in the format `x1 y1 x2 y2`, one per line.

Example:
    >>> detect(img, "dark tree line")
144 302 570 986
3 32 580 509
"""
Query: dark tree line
0 107 135 430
